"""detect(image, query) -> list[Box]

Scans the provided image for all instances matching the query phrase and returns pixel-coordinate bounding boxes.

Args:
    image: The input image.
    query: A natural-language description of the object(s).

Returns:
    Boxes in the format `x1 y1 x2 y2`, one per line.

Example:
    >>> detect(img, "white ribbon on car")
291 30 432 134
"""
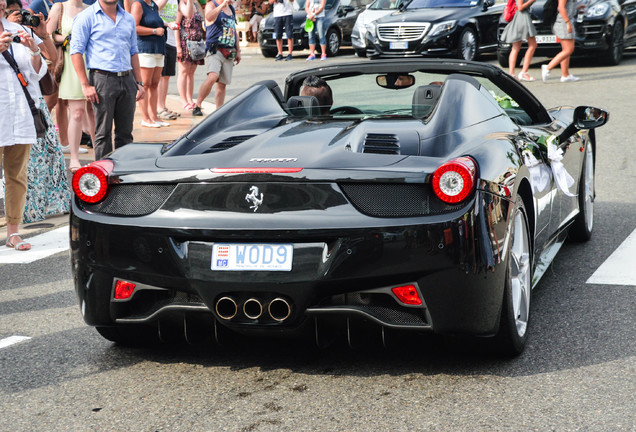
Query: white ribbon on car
546 135 576 197
522 150 550 193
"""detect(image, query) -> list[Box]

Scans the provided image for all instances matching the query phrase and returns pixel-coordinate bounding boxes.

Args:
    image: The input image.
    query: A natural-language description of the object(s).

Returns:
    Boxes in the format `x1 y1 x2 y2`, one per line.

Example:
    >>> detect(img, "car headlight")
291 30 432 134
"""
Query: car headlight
585 2 610 17
429 20 457 37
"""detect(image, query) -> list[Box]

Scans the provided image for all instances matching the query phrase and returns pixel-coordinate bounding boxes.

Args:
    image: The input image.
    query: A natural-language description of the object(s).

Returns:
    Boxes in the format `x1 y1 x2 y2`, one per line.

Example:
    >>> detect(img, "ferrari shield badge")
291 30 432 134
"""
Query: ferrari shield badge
245 186 264 212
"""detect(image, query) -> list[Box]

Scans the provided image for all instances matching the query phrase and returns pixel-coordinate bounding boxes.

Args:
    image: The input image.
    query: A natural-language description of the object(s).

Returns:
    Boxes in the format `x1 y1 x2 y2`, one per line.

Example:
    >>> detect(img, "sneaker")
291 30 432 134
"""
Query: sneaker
141 120 161 128
306 54 316 61
192 106 203 116
541 65 550 83
285 54 293 61
78 147 89 154
275 54 283 61
61 145 70 154
560 74 580 82
320 53 327 61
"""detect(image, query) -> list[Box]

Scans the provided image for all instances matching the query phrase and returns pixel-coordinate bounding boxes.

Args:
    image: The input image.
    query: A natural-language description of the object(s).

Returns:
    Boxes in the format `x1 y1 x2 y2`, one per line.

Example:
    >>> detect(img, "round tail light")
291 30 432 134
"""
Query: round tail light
432 156 477 204
71 160 113 203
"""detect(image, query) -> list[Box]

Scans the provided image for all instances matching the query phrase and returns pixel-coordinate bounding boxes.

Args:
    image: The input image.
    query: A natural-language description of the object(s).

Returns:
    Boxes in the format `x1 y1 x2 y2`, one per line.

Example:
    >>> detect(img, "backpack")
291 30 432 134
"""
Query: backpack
503 0 517 22
543 0 559 26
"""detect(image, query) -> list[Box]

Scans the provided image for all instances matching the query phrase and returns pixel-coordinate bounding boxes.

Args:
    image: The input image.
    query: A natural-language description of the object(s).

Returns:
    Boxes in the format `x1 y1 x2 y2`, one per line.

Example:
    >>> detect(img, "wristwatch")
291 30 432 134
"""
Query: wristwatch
29 47 41 57
152 28 157 35
137 81 144 87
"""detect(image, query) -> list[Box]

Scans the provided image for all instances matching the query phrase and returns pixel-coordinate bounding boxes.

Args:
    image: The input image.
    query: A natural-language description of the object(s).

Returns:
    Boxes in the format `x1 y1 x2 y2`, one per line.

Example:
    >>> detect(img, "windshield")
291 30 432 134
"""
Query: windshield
369 0 402 9
406 0 480 9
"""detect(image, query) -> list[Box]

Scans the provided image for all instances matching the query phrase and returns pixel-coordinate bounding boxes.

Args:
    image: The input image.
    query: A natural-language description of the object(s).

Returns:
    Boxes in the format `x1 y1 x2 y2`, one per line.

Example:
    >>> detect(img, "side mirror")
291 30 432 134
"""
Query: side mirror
338 5 355 15
574 106 609 130
483 0 494 9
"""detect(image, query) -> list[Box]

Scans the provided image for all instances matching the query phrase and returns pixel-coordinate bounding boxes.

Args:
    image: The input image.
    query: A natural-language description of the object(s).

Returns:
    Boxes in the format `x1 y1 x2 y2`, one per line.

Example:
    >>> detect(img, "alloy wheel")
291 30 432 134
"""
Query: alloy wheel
460 29 476 61
583 142 595 232
510 208 531 338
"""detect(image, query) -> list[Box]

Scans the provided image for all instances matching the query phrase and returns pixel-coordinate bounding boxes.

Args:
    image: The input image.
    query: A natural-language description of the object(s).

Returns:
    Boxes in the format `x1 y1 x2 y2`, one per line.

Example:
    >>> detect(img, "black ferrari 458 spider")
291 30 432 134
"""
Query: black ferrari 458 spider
70 59 608 355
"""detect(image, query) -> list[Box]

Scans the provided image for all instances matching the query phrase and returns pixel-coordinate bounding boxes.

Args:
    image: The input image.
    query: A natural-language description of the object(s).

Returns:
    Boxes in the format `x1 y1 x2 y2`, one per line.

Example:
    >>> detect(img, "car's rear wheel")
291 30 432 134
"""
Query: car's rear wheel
457 28 478 61
260 47 278 58
603 22 624 65
496 196 532 356
568 140 594 242
326 28 341 57
96 325 159 346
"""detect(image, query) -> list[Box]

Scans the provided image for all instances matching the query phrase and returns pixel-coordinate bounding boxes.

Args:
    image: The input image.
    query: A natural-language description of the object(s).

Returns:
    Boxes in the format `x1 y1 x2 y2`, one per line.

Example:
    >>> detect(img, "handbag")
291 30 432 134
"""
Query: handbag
186 39 207 61
503 0 517 22
2 51 48 139
53 3 65 82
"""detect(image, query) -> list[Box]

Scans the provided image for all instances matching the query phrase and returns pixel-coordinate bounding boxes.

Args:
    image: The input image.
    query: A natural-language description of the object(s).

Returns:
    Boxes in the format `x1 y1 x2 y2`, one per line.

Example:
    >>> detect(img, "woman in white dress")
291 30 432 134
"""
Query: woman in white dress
500 0 537 81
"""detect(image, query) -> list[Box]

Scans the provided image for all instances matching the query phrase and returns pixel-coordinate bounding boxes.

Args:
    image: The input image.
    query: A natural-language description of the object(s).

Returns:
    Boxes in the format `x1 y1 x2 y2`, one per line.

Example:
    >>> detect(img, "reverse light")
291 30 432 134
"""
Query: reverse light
72 160 114 203
432 156 477 204
114 280 136 300
392 285 422 306
211 167 303 174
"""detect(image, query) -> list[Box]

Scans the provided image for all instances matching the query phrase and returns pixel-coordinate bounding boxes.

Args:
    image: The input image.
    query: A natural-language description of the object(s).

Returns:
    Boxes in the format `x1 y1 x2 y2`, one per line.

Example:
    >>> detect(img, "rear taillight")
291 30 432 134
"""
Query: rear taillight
72 160 114 203
432 157 477 204
392 284 422 305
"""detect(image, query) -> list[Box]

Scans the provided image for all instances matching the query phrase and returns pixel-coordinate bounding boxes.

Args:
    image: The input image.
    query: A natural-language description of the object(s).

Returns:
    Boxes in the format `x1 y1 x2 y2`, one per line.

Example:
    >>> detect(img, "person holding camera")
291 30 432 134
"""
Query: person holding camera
191 0 241 116
269 0 294 61
1 0 48 250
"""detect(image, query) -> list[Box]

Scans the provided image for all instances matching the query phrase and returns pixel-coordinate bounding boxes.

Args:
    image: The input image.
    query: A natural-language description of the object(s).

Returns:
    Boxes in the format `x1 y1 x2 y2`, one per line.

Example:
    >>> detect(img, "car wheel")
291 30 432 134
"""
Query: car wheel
96 325 159 346
568 140 594 242
326 28 341 57
457 28 478 61
603 23 624 65
496 196 532 356
260 47 278 58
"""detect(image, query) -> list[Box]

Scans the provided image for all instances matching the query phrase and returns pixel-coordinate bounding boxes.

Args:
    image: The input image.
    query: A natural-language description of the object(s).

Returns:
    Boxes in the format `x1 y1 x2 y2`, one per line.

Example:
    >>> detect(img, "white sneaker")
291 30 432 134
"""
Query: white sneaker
61 145 70 153
541 65 550 83
78 147 89 154
141 120 161 128
560 74 580 82
155 121 170 127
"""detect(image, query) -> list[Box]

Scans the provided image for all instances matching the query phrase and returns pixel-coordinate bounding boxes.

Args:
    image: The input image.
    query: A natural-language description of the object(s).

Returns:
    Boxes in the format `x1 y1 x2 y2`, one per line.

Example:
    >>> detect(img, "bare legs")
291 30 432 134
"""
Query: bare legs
138 66 163 124
67 99 87 171
177 61 197 108
195 71 227 109
508 37 537 77
547 38 574 77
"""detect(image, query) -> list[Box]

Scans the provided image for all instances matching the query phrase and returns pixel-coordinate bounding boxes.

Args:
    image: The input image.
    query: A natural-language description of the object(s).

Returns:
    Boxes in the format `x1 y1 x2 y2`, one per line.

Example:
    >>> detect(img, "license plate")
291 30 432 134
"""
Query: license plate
536 35 557 44
390 41 408 50
211 243 293 271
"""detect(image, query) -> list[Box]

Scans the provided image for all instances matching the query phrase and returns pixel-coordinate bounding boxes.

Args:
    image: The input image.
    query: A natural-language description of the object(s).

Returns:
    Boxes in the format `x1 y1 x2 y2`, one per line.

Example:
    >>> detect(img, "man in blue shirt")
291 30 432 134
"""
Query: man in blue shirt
70 0 145 160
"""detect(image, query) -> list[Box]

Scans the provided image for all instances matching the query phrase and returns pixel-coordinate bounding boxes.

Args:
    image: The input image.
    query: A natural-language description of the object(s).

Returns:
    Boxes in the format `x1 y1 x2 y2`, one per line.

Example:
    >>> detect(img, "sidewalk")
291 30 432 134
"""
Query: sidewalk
0 93 216 243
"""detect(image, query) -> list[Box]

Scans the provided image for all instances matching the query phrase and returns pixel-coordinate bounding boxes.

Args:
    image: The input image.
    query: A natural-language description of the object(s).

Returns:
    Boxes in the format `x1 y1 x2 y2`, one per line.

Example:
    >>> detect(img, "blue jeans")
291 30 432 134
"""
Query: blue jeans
308 17 326 46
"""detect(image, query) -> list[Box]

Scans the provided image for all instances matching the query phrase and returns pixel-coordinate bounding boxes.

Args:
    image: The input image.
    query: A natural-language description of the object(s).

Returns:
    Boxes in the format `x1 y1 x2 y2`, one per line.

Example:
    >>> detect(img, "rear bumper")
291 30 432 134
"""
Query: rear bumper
71 188 512 338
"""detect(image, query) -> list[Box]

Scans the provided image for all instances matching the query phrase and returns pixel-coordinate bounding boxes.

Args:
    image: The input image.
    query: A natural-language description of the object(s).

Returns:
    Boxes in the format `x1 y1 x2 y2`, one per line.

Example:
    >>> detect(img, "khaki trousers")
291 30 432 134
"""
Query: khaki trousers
0 144 31 225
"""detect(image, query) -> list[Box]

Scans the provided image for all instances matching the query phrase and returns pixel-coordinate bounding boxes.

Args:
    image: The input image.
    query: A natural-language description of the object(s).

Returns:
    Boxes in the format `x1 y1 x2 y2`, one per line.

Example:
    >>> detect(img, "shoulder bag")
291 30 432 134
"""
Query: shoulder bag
2 51 48 139
503 0 517 22
53 2 65 82
186 39 207 60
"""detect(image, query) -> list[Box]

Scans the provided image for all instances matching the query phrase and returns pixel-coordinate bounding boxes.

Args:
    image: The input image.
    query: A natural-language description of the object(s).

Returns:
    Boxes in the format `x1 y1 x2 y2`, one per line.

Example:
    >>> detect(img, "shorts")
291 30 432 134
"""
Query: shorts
138 53 165 68
273 15 293 40
250 14 263 33
161 45 176 76
205 50 234 85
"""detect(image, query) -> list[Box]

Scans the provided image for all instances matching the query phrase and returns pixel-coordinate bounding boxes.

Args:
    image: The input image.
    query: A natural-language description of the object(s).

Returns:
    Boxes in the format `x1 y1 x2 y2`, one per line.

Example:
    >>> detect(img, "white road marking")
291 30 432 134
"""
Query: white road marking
0 227 69 264
0 335 31 349
587 228 636 286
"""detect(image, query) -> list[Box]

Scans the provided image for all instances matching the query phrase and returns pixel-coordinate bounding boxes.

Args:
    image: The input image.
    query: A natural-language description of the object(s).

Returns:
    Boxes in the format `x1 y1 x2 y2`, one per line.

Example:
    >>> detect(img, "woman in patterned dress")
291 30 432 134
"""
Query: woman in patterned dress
175 0 205 110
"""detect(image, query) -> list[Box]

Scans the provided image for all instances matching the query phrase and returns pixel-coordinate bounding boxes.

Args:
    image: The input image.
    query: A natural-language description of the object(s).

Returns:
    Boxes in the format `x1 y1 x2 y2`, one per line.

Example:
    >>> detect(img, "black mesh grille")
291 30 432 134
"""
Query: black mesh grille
79 184 175 216
339 183 464 217
363 133 400 155
203 135 255 153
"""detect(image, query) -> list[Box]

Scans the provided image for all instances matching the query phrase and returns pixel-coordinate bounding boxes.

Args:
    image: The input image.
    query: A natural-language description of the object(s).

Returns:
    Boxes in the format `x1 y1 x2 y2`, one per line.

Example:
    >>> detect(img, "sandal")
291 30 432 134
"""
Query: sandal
518 72 535 82
6 233 31 251
158 108 178 120
69 162 81 173
183 103 195 110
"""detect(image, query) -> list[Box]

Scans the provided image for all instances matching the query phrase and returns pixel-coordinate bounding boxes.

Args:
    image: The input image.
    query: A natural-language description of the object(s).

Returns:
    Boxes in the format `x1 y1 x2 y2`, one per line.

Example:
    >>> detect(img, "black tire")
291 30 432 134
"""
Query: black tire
495 196 532 356
603 22 624 65
568 140 595 242
355 48 367 58
96 325 159 346
326 28 341 57
260 47 278 58
457 27 478 61
497 48 522 68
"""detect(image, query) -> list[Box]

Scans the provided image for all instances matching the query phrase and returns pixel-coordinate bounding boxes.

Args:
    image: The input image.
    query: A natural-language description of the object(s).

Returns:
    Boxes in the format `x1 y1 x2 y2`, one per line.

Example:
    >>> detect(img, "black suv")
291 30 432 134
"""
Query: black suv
258 0 374 57
497 0 636 66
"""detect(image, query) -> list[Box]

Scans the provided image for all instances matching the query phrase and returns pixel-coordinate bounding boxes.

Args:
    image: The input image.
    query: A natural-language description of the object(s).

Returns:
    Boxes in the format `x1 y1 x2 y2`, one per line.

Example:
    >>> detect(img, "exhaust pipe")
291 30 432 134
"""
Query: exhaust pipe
243 298 263 320
268 297 292 322
216 296 238 320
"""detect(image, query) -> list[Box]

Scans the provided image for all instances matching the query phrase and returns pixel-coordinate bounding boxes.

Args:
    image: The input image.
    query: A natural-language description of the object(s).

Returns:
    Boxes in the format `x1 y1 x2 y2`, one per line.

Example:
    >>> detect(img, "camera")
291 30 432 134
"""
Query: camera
19 9 41 27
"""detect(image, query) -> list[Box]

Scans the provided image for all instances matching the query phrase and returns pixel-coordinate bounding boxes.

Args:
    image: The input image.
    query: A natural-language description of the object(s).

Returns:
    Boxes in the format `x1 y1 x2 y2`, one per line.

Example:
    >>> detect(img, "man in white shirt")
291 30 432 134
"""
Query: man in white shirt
269 0 294 61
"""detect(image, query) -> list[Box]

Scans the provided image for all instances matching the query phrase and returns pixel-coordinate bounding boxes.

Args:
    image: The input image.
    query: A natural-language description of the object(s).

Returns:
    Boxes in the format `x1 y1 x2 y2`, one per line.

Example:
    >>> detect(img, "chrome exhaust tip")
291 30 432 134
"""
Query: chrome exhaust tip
216 296 238 320
268 297 292 322
243 298 263 320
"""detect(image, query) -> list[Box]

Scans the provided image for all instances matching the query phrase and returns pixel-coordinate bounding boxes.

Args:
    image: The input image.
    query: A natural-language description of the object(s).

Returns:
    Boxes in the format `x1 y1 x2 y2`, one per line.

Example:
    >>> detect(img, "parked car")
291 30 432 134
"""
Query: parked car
364 0 504 60
497 0 636 67
351 0 402 57
258 0 374 57
70 59 608 355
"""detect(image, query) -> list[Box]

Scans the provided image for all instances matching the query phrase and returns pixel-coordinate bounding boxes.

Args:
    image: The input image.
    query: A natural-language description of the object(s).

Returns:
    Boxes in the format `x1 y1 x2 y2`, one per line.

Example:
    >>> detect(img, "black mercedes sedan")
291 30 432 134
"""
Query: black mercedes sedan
365 0 503 60
497 0 636 67
257 0 374 57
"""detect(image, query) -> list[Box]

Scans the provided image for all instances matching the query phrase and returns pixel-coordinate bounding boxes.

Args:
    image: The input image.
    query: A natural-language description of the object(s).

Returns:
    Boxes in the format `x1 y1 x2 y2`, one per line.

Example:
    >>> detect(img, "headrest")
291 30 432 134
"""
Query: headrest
287 96 321 117
412 84 442 118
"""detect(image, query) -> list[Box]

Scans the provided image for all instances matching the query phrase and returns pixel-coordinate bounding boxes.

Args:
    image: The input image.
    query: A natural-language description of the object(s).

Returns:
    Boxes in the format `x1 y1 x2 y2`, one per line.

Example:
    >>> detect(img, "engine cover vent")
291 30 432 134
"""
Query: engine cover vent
203 135 256 153
363 133 400 155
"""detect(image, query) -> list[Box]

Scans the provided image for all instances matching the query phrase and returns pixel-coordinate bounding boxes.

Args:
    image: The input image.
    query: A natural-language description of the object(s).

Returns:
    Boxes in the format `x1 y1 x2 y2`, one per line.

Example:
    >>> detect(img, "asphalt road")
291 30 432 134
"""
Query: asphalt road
1 48 635 431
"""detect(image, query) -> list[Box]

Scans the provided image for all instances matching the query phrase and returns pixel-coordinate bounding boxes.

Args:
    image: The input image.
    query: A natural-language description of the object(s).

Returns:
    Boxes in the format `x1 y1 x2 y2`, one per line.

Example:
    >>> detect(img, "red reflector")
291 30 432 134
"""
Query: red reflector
211 167 303 174
392 285 422 305
114 280 136 300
